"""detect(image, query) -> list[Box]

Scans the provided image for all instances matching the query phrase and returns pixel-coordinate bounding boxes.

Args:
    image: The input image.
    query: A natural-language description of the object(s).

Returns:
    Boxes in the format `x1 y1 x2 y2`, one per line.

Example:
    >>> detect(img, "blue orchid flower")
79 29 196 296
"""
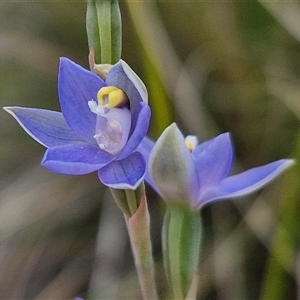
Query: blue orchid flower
138 123 294 209
4 58 150 189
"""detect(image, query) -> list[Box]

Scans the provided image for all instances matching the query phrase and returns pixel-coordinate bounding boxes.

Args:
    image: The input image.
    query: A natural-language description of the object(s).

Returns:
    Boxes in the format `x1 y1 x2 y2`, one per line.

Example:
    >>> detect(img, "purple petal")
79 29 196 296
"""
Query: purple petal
199 159 295 207
4 106 82 147
193 133 233 197
120 60 148 104
98 152 146 189
42 143 114 175
117 102 151 160
58 57 105 144
106 60 148 116
136 136 156 189
148 123 200 208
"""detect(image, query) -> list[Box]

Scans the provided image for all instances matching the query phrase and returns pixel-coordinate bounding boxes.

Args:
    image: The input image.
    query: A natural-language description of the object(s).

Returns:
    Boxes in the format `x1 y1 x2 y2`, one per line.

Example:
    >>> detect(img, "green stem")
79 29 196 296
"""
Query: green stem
110 183 157 298
163 206 201 299
164 207 185 299
109 188 131 217
125 189 138 216
126 187 158 300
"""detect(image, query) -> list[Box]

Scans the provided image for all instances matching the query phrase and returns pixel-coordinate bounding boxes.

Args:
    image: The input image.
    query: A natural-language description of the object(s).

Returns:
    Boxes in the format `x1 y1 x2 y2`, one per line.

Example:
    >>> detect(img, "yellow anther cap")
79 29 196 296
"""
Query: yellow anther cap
185 135 198 151
97 86 128 109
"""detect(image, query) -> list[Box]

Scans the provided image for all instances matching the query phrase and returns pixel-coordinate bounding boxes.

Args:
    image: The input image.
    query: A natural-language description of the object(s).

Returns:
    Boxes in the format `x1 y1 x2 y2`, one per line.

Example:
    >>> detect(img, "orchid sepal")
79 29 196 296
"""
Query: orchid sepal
148 123 199 209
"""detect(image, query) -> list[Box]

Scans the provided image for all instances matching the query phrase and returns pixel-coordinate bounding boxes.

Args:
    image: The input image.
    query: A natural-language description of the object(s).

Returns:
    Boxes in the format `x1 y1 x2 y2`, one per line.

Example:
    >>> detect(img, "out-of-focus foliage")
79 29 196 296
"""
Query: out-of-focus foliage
1 1 300 299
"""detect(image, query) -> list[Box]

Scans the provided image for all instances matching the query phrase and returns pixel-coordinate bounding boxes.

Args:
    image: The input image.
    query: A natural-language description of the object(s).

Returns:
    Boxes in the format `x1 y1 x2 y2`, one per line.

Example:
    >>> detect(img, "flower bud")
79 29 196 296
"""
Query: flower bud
86 0 122 64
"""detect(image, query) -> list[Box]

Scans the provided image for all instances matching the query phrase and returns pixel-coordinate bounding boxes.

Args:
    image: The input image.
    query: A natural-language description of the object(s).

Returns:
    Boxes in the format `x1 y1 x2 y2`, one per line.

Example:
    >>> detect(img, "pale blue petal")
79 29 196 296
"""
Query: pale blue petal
118 102 151 160
136 136 156 190
149 123 200 208
199 159 295 207
58 57 105 144
137 136 155 160
106 60 148 116
42 143 114 175
120 60 148 104
4 106 82 147
193 133 233 197
98 152 146 189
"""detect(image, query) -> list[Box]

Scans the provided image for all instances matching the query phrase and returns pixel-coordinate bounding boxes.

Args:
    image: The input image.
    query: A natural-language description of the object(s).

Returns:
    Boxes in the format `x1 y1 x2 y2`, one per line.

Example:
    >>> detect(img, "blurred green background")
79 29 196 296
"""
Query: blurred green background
1 1 300 299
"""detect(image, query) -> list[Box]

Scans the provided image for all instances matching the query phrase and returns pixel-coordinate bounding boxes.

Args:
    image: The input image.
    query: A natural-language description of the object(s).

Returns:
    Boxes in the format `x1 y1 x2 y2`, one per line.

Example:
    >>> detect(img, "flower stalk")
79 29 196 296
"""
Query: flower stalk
162 205 201 299
124 183 158 300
